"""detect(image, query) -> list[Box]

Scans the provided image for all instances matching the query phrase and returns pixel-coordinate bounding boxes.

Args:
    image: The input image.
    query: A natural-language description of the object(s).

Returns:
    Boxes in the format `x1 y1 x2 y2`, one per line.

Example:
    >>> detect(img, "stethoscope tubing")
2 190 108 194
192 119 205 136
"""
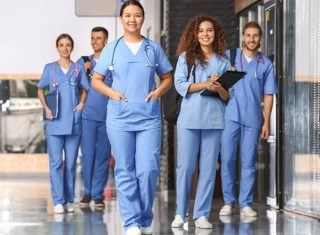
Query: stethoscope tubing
239 49 265 79
108 36 157 71
53 61 79 87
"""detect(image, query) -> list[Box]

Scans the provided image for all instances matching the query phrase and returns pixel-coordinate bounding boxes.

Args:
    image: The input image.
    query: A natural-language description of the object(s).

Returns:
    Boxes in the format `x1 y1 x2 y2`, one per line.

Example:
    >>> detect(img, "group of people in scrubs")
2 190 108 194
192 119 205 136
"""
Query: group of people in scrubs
37 0 278 234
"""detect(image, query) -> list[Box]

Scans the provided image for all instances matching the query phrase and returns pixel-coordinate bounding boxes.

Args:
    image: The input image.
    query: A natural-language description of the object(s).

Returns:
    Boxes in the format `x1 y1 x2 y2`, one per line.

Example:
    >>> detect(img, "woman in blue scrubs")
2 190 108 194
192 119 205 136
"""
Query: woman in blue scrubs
38 34 89 214
92 1 173 235
172 15 230 229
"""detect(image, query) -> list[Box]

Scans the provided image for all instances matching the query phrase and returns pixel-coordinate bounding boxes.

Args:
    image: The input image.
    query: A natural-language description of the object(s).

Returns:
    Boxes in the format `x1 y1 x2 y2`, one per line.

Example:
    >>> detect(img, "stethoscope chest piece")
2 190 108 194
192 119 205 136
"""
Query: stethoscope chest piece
108 65 114 71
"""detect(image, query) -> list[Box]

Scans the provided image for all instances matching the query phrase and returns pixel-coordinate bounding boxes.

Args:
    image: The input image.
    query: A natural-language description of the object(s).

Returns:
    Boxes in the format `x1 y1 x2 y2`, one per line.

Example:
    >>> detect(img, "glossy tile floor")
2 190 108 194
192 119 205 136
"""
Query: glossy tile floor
0 172 320 235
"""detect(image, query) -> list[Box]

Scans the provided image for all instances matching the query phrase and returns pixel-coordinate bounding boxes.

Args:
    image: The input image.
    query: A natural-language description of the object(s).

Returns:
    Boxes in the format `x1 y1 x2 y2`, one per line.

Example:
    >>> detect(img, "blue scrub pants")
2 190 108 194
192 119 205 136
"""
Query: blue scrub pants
107 128 161 230
175 128 222 220
47 134 81 205
81 118 111 200
220 119 260 208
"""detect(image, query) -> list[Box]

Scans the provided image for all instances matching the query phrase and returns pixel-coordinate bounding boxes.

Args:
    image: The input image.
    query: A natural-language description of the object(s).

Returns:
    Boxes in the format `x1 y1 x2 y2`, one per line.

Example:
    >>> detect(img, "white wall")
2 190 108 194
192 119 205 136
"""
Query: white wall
0 0 117 75
0 0 161 76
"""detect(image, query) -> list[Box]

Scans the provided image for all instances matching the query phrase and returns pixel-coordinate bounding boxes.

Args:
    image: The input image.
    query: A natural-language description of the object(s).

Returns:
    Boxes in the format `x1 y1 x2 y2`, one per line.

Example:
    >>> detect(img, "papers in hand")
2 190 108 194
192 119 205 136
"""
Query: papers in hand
200 70 246 97
43 90 59 120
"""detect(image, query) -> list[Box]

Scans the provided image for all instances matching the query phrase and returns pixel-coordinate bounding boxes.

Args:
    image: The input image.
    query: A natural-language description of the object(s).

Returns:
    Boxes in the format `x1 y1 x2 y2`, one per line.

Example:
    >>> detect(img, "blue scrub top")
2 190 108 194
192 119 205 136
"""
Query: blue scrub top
225 48 279 129
175 53 231 129
94 37 173 131
38 62 90 135
77 55 112 122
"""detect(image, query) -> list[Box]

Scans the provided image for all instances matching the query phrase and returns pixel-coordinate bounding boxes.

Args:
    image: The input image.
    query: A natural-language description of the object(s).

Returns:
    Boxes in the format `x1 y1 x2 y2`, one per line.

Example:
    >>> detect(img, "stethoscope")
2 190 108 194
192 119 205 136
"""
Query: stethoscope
239 49 265 79
108 36 158 71
52 62 79 88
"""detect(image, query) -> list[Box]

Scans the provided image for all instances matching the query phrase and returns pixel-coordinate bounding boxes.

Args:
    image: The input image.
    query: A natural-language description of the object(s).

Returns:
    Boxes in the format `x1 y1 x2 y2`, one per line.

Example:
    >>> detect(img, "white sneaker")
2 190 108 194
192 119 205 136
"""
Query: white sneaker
219 205 233 216
195 216 212 229
54 204 64 214
240 206 257 217
183 221 188 231
171 215 184 228
126 227 141 235
140 226 152 234
64 203 75 213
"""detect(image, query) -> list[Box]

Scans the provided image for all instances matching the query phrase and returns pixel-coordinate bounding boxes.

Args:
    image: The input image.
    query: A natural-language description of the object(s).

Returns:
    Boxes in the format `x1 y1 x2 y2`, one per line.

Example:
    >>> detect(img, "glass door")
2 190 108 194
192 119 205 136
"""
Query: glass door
264 0 279 208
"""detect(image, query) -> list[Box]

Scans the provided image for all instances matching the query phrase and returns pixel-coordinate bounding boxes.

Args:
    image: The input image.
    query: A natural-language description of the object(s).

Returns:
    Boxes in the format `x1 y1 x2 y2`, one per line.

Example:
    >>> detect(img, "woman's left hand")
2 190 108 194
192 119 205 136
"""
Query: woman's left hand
74 102 85 111
145 90 161 102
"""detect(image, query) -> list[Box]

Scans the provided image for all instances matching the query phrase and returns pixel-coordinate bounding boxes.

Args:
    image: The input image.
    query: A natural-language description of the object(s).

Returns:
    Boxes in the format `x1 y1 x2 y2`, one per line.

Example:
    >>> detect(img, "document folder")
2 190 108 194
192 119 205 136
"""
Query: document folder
43 90 59 120
200 71 246 97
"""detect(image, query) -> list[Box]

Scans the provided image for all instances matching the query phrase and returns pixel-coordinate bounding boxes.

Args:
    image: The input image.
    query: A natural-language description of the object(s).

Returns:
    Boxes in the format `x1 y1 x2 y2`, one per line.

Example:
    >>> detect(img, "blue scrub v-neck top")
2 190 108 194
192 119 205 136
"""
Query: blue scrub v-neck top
224 48 279 129
38 62 89 135
175 53 231 129
94 37 173 131
77 55 112 122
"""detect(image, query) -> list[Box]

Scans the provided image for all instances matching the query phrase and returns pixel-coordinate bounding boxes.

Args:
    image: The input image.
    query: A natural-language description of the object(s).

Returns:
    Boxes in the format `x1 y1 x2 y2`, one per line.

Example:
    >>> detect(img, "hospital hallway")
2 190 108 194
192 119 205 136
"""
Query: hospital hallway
0 170 319 235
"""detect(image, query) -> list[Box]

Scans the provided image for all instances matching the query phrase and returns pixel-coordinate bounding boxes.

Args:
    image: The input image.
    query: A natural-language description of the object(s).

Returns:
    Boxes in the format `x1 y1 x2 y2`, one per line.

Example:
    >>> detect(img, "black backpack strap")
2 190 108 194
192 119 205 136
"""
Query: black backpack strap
81 56 90 63
229 48 236 68
186 63 196 82
81 56 91 80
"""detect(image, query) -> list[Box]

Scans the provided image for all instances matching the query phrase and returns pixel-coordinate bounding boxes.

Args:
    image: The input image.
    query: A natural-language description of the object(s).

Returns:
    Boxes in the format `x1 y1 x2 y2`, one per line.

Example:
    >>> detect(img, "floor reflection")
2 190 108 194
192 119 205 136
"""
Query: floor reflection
0 172 319 235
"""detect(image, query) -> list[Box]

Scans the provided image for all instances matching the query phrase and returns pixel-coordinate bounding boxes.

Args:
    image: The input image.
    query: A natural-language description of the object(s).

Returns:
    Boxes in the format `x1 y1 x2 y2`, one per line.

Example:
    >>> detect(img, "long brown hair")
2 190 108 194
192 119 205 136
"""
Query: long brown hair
176 15 227 66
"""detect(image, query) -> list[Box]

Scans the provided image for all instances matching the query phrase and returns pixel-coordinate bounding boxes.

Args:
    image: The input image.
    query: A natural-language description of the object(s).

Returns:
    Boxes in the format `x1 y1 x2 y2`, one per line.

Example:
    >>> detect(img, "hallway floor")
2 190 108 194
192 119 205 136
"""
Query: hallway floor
0 172 319 235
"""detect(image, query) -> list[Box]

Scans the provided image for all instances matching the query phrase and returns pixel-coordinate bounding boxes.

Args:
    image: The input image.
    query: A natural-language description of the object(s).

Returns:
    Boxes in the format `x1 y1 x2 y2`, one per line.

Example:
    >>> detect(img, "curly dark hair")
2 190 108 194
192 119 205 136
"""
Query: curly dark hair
176 15 227 66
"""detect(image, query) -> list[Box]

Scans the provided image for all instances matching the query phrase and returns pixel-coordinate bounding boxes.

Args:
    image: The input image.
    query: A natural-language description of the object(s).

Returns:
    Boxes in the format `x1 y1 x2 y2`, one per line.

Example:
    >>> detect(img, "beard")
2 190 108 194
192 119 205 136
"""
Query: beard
244 41 260 52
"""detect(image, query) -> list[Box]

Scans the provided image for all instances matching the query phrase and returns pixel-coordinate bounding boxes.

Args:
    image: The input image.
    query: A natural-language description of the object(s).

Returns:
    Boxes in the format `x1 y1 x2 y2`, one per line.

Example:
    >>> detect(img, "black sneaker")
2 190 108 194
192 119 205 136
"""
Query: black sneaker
79 195 91 208
94 199 105 210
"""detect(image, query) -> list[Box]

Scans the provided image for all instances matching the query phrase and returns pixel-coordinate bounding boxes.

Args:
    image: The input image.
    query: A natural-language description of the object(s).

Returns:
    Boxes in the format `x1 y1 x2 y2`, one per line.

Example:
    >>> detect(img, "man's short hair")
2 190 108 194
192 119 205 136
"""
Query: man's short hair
92 26 108 38
242 22 262 36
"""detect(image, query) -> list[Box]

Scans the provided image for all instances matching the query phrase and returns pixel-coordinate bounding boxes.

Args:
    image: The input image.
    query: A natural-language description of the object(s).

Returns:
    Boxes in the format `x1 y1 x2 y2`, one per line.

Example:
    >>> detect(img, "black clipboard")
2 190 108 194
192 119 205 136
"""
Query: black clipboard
200 70 246 97
43 90 59 120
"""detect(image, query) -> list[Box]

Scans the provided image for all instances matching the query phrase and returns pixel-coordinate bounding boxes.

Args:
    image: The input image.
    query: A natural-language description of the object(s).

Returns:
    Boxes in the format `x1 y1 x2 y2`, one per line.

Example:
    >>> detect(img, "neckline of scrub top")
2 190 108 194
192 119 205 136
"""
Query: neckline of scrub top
240 49 264 71
56 62 78 79
121 38 146 58
56 62 76 76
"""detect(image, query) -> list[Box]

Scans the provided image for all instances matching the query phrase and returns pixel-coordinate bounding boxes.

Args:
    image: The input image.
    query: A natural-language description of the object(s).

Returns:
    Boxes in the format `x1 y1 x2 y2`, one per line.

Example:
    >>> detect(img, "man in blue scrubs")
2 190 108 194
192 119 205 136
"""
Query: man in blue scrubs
220 22 279 217
78 27 111 210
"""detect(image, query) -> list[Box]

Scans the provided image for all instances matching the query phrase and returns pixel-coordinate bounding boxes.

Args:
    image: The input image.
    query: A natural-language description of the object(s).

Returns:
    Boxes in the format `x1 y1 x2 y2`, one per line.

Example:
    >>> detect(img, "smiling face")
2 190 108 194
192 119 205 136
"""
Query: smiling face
120 4 144 35
197 21 215 49
91 31 108 53
56 38 73 59
243 27 261 52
